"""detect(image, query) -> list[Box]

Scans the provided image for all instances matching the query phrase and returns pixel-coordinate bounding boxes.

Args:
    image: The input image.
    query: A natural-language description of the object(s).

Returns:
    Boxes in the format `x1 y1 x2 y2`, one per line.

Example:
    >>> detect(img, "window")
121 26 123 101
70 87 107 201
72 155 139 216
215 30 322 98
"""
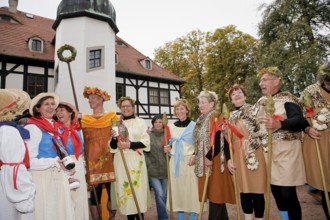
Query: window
160 89 169 105
28 37 43 53
86 46 104 72
149 88 169 105
115 52 119 64
27 75 44 98
149 88 159 104
31 39 42 52
116 84 125 101
89 49 101 69
145 60 151 69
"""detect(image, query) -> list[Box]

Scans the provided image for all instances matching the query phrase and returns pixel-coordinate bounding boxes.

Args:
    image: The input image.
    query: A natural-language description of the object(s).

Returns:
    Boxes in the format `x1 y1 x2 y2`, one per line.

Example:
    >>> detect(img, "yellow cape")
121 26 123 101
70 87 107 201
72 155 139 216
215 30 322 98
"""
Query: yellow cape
81 111 119 128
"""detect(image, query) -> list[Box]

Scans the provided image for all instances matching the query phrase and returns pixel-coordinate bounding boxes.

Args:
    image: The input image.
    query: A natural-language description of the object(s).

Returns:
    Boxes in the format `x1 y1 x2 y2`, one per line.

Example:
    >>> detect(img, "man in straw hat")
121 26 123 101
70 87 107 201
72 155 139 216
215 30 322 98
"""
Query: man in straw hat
81 86 119 220
0 88 36 220
256 67 307 220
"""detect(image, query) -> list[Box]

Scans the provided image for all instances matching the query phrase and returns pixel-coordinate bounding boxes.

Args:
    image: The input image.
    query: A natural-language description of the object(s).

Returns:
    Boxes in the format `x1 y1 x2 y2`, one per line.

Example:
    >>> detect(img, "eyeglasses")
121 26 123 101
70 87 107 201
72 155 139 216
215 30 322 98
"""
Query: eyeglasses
121 105 132 109
259 77 277 83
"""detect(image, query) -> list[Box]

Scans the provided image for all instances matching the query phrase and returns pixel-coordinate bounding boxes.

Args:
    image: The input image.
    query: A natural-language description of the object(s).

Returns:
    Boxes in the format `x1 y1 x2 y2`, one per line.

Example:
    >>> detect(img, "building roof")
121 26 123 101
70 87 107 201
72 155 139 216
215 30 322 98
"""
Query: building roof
0 6 184 83
0 7 55 61
115 36 184 83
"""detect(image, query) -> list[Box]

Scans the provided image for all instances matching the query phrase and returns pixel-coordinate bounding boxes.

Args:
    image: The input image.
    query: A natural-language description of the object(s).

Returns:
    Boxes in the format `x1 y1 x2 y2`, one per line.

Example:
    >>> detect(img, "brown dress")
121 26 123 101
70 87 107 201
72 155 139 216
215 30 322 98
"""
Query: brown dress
302 83 330 191
82 112 119 185
231 118 266 194
194 111 235 204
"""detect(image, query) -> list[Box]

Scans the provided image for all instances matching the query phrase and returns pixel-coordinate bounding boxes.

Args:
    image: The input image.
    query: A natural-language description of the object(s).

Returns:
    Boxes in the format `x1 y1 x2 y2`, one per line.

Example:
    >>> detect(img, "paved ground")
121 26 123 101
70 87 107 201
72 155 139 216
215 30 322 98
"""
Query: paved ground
111 185 326 220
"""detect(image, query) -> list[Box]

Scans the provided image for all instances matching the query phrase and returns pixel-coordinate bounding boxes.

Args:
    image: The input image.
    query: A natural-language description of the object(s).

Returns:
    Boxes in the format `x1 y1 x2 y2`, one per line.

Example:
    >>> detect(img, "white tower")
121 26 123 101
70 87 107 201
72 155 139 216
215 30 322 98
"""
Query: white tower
53 0 119 114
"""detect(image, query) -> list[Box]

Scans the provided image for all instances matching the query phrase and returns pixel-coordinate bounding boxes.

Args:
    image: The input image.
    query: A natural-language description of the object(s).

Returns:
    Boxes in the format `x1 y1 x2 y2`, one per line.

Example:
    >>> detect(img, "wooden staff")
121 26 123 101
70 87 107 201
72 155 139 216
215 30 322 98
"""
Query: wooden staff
198 103 221 220
162 113 174 220
265 94 275 220
57 45 102 219
303 91 330 212
119 148 143 220
222 103 241 220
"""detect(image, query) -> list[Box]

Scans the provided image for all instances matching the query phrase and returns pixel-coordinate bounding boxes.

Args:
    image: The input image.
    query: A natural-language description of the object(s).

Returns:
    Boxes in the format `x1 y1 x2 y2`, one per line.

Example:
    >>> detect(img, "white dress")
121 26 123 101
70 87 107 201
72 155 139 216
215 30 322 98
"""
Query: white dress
110 117 150 215
0 125 35 220
166 124 201 213
25 123 75 220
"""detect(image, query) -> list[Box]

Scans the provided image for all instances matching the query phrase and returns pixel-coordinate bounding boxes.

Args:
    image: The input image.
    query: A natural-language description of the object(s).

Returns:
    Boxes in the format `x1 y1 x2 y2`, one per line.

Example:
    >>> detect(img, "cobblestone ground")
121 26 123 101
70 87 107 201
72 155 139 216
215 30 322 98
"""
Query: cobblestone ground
104 185 325 220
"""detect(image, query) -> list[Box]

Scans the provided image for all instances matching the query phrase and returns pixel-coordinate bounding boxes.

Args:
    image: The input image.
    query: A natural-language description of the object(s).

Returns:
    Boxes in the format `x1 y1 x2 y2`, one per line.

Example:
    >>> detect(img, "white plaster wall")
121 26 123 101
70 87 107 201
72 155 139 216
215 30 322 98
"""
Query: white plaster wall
54 16 116 114
6 74 23 89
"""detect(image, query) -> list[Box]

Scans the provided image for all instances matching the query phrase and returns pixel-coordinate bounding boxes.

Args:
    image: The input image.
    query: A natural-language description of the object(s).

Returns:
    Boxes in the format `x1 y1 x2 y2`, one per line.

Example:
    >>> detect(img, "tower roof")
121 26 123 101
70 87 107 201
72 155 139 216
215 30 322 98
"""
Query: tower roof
53 0 118 33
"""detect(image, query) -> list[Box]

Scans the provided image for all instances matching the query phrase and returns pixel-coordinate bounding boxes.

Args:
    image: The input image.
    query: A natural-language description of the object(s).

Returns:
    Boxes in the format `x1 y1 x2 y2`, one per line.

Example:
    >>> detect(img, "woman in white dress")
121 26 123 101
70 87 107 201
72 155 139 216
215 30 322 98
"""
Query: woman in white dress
25 93 75 220
0 88 35 220
164 99 201 220
109 96 150 220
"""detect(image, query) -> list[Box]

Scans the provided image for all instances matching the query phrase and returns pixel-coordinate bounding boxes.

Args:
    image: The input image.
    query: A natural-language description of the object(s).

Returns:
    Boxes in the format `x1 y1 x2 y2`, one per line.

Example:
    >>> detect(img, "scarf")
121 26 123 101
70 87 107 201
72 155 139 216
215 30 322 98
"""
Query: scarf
193 111 213 177
81 111 119 128
169 121 196 177
58 121 82 159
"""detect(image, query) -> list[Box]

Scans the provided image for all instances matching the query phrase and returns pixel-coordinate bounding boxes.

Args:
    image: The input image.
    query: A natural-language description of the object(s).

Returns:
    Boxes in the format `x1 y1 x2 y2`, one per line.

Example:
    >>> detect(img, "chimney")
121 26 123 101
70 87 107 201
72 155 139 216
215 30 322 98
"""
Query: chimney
8 0 18 13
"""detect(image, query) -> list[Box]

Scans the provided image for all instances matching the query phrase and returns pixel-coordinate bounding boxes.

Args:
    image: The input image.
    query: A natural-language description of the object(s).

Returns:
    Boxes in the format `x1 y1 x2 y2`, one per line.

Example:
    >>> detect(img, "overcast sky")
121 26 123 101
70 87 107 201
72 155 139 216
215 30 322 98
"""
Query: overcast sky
1 0 272 58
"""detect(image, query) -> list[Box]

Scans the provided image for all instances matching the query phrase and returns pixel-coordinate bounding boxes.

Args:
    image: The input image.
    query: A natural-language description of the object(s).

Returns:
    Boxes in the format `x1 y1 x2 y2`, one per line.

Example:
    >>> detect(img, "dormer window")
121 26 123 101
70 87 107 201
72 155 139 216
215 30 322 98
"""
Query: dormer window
28 37 44 53
140 58 152 70
115 52 119 65
145 60 151 69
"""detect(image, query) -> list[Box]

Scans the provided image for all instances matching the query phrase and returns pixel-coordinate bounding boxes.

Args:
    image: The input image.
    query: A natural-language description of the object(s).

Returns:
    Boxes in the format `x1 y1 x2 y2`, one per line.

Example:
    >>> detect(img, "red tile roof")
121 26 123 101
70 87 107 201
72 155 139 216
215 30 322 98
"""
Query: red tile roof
0 7 183 82
0 7 55 61
115 36 184 82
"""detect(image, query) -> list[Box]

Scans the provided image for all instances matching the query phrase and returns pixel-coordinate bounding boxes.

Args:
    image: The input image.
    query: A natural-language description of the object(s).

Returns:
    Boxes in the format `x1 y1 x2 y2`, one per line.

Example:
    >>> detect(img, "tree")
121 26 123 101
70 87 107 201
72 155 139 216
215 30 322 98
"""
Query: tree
204 25 261 105
258 0 330 95
154 30 207 119
155 27 262 118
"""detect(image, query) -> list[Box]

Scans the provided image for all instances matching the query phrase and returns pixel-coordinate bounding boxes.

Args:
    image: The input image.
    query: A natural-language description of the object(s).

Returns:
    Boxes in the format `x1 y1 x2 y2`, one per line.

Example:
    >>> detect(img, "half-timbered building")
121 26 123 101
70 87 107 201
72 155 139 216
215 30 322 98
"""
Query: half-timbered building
0 0 184 123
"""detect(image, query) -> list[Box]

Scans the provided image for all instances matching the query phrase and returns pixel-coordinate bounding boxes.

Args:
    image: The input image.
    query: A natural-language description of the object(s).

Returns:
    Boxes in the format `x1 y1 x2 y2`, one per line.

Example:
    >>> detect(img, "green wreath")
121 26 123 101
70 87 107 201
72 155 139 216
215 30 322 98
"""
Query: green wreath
57 44 77 63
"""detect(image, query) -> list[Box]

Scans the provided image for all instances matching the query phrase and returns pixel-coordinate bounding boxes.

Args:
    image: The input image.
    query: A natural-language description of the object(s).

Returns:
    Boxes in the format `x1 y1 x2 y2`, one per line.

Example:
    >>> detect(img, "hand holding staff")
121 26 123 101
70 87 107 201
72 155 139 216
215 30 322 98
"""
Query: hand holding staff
265 94 275 220
162 113 174 220
222 103 241 220
303 91 330 213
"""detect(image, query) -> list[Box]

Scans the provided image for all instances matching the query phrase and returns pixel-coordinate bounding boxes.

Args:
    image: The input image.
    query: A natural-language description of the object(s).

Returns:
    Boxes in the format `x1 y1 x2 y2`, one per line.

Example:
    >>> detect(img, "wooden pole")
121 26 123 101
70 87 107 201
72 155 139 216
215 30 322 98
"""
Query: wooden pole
119 149 143 220
223 103 241 220
58 46 102 219
162 113 174 220
265 95 275 220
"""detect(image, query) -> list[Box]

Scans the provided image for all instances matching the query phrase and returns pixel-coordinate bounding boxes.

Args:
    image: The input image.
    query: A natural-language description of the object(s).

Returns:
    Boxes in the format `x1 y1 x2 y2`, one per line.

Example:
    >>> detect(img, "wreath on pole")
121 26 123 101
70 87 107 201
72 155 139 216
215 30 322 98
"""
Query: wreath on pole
57 44 77 63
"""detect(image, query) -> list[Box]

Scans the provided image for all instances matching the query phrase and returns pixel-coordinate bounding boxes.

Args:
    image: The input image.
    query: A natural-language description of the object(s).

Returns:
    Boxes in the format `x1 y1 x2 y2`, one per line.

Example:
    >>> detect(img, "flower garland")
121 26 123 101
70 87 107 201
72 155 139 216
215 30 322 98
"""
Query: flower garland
83 86 111 101
57 44 77 63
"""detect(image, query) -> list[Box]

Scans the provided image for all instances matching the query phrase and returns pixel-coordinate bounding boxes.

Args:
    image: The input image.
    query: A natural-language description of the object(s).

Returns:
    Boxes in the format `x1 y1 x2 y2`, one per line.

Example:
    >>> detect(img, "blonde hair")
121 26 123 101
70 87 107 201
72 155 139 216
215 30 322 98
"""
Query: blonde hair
173 99 191 118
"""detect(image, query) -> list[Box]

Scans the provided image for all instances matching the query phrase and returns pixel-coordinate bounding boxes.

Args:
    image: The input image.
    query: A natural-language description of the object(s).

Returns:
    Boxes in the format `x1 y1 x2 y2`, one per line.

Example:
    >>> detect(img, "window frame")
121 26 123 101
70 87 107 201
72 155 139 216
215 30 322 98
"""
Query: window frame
28 37 44 53
86 46 104 72
149 88 169 105
27 75 44 98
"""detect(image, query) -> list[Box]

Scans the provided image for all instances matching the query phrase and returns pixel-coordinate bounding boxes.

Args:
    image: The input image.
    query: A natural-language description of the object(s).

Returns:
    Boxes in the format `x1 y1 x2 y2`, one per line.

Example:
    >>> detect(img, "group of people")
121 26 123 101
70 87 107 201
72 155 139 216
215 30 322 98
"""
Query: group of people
0 62 329 220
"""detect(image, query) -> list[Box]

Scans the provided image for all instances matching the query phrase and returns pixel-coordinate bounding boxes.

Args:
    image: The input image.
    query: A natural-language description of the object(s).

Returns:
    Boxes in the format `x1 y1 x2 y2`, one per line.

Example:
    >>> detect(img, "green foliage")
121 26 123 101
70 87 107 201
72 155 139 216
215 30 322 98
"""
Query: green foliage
154 27 261 119
258 0 330 95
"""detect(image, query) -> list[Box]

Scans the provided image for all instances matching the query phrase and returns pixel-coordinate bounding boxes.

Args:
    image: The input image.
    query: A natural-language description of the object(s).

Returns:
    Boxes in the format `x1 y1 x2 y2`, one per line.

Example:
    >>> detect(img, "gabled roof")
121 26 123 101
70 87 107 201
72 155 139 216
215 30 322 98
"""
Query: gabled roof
0 7 184 83
115 36 184 83
0 7 55 61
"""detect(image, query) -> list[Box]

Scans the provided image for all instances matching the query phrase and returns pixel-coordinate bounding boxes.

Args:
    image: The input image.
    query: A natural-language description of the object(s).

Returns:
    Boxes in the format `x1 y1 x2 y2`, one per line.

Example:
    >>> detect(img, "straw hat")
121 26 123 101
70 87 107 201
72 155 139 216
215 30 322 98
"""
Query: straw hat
57 101 78 120
0 88 31 122
29 92 60 116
